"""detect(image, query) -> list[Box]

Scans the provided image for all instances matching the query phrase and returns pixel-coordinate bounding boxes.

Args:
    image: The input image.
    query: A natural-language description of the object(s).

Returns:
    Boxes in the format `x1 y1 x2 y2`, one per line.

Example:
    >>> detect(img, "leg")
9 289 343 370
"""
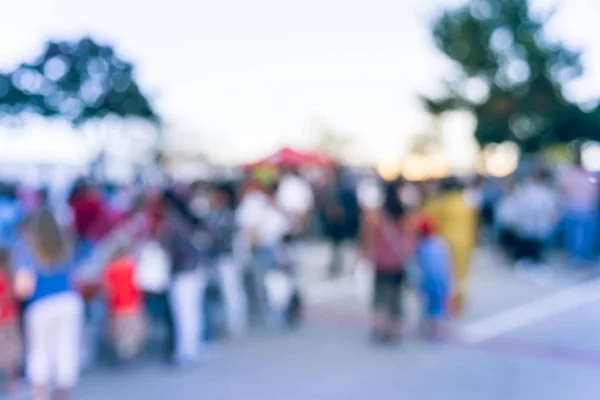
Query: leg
170 271 201 363
25 303 53 400
371 273 387 338
329 238 343 277
451 247 472 316
54 295 84 398
513 236 528 263
581 212 598 262
159 293 175 361
219 256 248 338
252 248 273 324
565 211 587 263
422 286 448 339
386 272 405 340
531 239 544 265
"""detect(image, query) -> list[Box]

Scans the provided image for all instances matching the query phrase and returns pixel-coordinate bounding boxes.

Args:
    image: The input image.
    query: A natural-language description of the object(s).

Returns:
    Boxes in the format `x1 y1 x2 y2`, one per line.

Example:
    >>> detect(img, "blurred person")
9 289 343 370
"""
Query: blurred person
189 181 211 220
558 154 599 264
205 185 248 338
135 234 174 363
415 216 451 339
237 182 290 327
107 184 134 216
159 192 208 366
496 183 520 261
424 177 477 316
512 170 559 269
12 210 83 400
0 248 23 394
276 233 303 327
261 232 302 329
101 240 146 364
276 166 314 236
253 182 291 327
0 184 25 251
479 177 504 244
321 168 360 277
16 185 40 216
68 181 107 269
361 180 416 343
68 182 104 243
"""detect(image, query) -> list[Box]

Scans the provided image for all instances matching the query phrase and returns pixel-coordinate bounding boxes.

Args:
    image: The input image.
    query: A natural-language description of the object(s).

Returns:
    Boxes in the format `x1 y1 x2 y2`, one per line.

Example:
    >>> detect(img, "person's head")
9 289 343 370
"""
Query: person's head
265 180 279 200
210 184 233 209
108 234 132 262
38 187 50 206
281 165 299 177
29 209 70 267
382 180 405 220
417 215 436 239
0 183 17 201
573 147 583 168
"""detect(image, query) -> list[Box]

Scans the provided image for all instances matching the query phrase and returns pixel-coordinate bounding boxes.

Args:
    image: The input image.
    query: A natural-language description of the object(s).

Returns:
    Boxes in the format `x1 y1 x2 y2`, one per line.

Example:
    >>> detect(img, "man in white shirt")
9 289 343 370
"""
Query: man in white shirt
236 181 291 325
512 171 559 266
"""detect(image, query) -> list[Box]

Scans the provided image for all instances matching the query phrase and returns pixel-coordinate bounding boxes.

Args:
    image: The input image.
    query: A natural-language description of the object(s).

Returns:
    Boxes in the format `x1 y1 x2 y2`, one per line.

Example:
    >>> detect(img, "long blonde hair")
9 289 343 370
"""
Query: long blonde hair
28 209 70 267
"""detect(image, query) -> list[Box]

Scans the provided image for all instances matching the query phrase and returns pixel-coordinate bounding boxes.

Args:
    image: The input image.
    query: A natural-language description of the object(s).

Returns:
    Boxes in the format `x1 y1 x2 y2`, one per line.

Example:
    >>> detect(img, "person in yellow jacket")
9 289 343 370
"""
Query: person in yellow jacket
423 177 478 316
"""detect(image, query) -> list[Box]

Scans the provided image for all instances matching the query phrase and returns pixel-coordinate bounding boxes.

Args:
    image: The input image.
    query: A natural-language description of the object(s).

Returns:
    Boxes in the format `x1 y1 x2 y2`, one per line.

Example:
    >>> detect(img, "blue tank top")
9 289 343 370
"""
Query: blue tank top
28 266 74 305
12 239 75 306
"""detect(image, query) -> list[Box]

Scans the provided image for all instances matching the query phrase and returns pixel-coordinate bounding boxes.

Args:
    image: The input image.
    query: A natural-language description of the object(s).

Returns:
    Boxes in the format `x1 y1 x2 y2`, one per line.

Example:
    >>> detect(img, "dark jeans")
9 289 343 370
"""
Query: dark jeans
515 237 543 263
144 292 174 360
564 209 598 263
498 228 518 260
373 270 406 320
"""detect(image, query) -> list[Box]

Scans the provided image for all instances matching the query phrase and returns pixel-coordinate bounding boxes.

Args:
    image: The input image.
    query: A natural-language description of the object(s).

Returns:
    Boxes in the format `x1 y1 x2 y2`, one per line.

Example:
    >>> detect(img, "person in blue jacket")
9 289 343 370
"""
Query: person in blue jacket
415 215 452 339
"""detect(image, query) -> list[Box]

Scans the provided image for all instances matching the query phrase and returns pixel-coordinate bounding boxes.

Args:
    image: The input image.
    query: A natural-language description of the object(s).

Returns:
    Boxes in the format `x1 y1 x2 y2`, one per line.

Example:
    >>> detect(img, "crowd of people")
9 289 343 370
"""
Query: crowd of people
0 166 354 399
487 156 600 269
0 155 598 399
357 155 600 343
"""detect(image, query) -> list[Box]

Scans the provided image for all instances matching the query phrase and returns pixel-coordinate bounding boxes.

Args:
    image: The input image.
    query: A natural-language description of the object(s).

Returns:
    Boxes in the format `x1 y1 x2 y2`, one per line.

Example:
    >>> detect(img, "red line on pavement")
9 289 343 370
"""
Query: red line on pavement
306 307 600 371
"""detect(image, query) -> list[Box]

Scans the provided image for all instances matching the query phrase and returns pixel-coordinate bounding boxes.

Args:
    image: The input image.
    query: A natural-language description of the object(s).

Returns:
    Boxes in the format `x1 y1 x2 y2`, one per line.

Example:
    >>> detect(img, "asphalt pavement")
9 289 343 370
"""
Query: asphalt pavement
19 241 600 399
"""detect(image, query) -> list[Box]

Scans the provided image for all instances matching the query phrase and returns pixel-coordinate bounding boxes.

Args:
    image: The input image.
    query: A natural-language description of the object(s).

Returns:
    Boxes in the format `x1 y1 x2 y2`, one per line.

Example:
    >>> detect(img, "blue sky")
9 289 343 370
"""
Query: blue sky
0 0 598 165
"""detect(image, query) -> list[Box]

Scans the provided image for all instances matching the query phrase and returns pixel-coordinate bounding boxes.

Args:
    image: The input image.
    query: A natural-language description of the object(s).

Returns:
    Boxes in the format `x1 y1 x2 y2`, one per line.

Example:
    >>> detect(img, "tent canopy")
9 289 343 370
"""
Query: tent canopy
246 147 331 169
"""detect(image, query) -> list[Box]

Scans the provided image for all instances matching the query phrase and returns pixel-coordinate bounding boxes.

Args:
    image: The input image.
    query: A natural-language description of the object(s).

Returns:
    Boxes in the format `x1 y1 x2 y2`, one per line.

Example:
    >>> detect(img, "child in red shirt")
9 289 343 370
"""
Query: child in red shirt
102 243 146 363
0 249 23 392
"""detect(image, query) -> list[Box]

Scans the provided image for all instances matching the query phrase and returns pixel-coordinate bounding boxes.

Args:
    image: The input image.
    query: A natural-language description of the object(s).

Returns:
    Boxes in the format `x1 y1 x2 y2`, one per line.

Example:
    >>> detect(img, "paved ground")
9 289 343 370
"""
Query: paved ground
21 242 600 399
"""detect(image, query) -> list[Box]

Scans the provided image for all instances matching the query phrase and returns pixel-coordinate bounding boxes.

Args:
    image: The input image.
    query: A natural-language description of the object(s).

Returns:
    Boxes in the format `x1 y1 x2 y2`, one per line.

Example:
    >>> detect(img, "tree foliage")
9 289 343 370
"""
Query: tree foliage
425 0 600 152
0 37 158 125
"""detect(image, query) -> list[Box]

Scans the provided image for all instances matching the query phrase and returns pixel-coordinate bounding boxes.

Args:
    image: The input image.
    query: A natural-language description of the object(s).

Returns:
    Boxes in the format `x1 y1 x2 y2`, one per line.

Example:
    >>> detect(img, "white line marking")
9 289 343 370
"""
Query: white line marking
461 278 600 343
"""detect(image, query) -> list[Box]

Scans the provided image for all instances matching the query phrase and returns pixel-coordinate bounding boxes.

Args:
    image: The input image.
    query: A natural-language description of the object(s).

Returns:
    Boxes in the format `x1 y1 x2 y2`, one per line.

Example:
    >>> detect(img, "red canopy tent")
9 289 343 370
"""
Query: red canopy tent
245 147 331 169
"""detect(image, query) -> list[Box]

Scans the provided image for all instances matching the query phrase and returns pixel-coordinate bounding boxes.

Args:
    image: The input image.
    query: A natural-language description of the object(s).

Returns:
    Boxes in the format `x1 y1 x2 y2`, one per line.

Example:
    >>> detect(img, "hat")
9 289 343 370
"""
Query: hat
417 215 436 237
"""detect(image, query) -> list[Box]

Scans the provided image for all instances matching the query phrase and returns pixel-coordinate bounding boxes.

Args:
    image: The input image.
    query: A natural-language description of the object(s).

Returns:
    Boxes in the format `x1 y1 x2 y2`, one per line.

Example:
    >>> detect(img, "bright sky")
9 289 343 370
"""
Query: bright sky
0 0 598 166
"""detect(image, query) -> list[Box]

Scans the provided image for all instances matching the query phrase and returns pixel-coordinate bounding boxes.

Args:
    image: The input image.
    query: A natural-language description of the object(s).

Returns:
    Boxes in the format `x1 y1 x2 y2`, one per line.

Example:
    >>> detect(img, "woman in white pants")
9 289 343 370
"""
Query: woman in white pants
159 193 207 366
13 210 84 400
169 269 205 364
206 186 248 338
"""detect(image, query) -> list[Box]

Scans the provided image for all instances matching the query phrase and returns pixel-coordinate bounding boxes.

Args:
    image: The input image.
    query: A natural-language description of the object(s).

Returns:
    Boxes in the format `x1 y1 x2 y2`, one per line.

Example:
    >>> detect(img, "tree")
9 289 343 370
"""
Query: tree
0 37 160 179
0 37 158 125
424 0 600 152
